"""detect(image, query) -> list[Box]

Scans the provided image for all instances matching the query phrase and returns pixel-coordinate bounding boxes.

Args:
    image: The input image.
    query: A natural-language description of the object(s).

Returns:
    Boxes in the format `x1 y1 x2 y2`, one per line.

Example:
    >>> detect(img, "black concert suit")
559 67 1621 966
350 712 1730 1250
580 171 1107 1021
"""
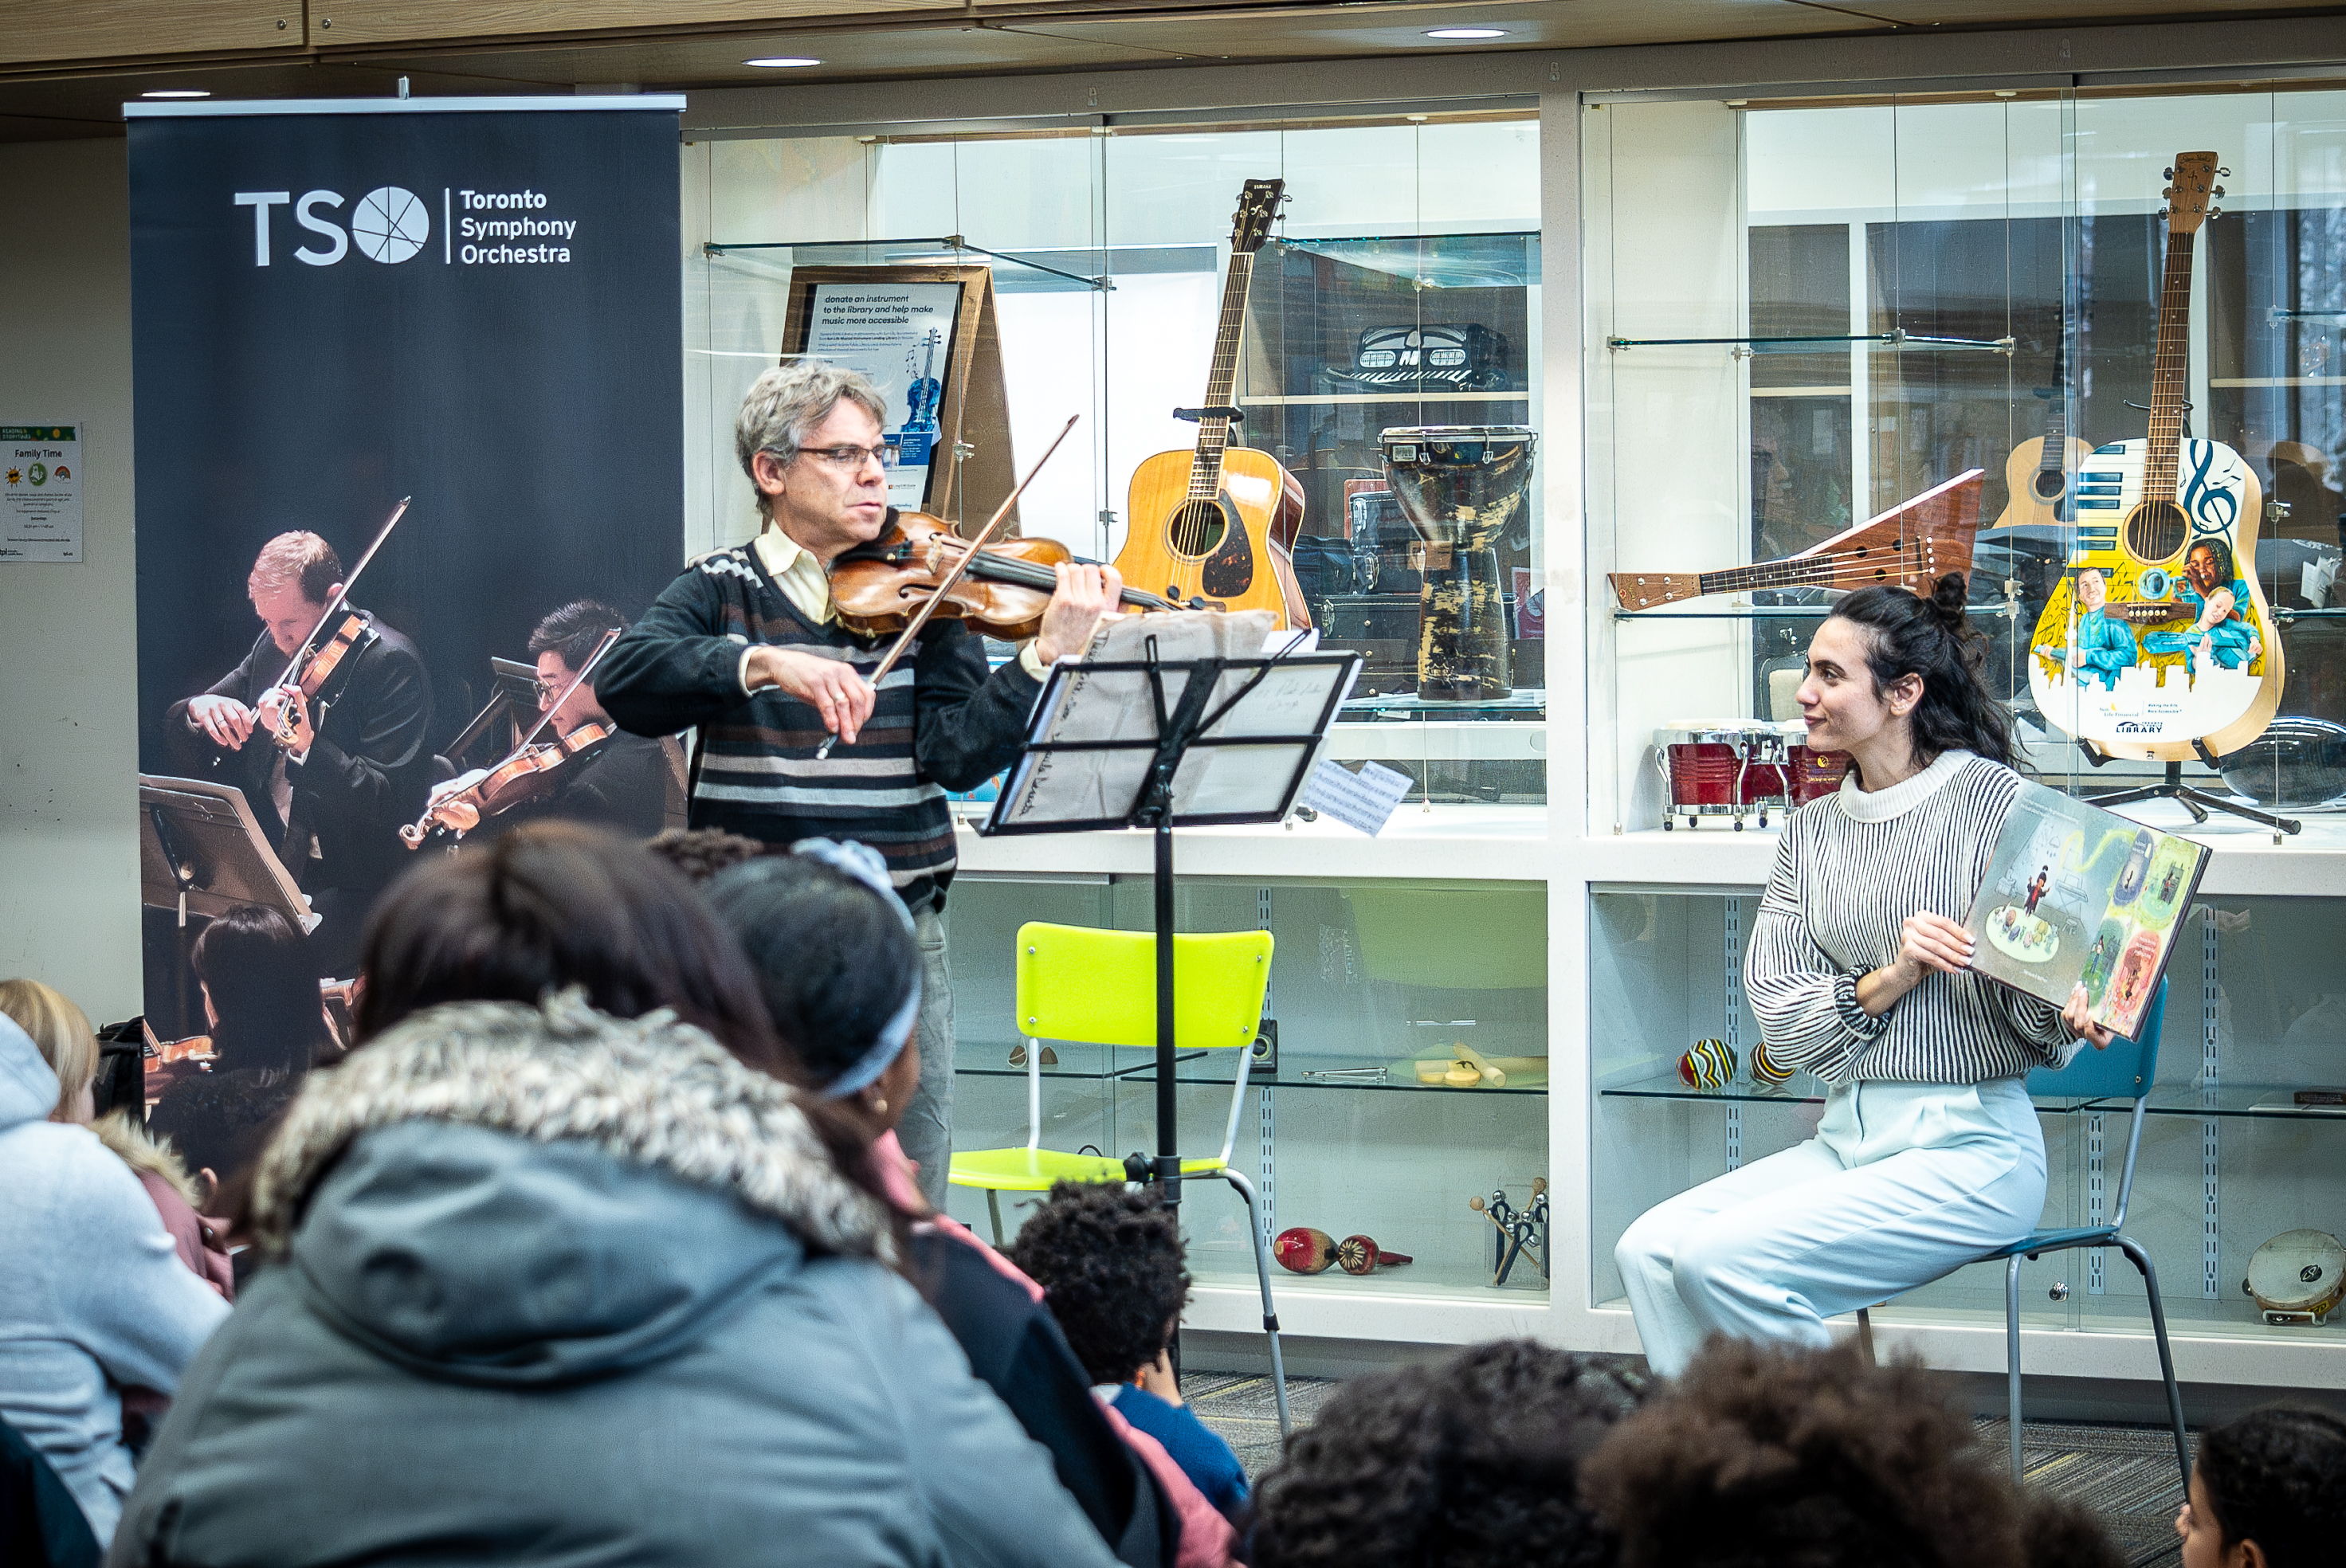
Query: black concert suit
167 612 434 972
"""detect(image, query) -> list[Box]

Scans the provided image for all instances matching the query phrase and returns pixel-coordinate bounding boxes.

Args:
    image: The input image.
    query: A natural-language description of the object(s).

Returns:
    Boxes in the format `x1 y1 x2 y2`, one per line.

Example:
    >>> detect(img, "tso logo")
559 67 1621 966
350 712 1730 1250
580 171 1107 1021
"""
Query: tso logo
234 186 430 266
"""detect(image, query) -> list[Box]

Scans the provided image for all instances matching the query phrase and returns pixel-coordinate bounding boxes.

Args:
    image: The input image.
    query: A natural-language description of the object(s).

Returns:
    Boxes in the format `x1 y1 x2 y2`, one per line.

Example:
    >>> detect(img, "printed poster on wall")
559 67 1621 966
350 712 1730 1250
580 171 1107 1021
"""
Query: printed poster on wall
2 422 83 562
125 96 686 1135
801 280 962 509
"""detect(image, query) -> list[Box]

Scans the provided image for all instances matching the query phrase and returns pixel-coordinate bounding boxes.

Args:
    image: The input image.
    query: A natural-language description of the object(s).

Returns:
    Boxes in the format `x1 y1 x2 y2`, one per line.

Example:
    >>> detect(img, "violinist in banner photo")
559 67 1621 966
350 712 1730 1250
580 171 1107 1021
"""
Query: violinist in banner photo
168 531 433 974
598 362 1122 1207
418 601 674 843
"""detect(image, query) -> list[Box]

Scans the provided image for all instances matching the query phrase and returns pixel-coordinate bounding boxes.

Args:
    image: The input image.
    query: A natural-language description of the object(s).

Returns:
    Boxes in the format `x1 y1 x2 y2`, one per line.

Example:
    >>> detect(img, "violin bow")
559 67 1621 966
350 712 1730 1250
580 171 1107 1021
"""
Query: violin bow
268 496 411 743
814 414 1081 760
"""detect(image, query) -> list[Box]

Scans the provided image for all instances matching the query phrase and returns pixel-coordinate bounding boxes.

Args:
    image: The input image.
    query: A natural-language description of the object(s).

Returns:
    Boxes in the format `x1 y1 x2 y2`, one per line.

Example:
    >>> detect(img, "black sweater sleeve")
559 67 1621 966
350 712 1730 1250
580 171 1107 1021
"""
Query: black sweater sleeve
598 568 751 739
288 637 432 837
911 622 1044 792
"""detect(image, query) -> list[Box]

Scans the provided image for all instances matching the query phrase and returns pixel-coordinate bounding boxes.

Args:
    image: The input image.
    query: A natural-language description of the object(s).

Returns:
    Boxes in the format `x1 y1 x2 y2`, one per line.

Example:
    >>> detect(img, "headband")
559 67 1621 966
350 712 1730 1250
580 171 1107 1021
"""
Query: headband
790 838 922 1100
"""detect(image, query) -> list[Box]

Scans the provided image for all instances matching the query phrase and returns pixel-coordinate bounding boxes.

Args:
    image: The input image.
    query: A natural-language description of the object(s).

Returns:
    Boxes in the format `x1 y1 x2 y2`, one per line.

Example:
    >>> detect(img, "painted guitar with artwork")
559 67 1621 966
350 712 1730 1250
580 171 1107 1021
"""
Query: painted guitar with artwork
1112 178 1311 629
2026 152 2283 761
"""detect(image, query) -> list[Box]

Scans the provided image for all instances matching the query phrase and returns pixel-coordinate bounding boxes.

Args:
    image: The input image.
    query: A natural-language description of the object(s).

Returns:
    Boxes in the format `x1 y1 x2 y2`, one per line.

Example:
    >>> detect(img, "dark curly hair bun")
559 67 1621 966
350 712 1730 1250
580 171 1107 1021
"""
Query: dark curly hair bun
1250 1340 1646 1568
1005 1182 1190 1386
1830 578 2013 778
1927 570 1971 632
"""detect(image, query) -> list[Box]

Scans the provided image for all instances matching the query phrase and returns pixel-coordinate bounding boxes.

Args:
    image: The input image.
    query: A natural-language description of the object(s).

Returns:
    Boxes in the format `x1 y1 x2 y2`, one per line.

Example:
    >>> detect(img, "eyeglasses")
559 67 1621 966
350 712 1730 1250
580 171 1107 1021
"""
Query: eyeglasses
534 680 565 703
800 443 899 471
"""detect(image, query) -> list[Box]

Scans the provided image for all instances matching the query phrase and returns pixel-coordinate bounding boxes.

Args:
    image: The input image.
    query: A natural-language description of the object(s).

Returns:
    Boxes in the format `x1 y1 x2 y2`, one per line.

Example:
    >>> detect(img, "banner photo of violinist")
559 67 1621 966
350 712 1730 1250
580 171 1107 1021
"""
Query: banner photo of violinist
128 92 687 1107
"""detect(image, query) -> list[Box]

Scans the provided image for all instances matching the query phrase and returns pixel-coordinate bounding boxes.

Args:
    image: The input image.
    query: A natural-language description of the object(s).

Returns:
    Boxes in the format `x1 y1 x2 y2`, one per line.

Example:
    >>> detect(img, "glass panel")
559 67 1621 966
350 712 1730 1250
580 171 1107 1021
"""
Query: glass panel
945 873 1549 1299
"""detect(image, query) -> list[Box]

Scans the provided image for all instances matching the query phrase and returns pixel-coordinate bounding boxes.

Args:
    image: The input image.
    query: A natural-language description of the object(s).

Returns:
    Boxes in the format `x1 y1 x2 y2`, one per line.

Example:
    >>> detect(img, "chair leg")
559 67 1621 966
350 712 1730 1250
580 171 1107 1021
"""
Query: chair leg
985 1188 1004 1249
1854 1306 1876 1367
2007 1253 2026 1483
1216 1167 1291 1441
2116 1234 2193 1492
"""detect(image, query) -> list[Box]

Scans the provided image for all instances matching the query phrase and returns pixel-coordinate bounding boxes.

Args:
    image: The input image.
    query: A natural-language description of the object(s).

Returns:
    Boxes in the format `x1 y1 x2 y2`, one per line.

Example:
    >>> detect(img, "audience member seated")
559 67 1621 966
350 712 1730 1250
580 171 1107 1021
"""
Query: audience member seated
2177 1406 2346 1568
1250 1339 1647 1568
1 1413 101 1568
0 1005 230 1546
146 905 335 1194
645 824 766 883
112 823 1124 1568
704 843 1202 1568
1581 1339 2123 1568
1008 1182 1250 1521
2 978 235 1300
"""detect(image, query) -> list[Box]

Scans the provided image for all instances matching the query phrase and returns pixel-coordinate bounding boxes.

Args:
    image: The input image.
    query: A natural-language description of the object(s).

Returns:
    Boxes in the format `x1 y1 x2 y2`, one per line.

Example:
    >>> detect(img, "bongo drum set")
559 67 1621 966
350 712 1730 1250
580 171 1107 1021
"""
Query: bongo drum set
1654 719 1849 831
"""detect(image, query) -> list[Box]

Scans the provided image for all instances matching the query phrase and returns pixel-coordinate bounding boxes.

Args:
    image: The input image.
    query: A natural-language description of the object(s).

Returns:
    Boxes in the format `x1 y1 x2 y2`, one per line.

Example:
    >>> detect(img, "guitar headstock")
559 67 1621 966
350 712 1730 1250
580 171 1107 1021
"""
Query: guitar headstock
1230 178 1287 253
2163 151 2224 233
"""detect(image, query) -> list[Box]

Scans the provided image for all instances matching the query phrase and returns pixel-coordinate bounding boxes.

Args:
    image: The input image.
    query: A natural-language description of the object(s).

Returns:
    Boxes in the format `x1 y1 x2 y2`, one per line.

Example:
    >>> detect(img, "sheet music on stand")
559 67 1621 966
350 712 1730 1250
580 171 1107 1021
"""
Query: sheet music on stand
138 775 316 932
985 611 1361 834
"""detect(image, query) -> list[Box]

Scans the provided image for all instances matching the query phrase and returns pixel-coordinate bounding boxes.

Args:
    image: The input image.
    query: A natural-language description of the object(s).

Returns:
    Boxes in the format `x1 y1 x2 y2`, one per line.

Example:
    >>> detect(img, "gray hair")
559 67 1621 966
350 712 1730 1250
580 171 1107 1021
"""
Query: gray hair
735 361 890 518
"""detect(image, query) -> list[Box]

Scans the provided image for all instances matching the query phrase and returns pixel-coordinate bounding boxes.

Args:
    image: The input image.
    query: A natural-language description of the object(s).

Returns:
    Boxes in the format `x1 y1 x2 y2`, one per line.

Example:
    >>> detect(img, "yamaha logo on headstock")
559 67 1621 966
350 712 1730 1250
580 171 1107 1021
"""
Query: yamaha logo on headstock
1230 178 1288 253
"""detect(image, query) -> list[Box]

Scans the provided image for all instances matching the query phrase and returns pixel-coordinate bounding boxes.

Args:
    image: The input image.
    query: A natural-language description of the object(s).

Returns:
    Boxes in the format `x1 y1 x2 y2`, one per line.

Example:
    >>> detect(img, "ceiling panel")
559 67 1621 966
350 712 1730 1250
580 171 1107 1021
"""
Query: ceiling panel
1811 0 2334 20
320 0 959 49
0 62 542 138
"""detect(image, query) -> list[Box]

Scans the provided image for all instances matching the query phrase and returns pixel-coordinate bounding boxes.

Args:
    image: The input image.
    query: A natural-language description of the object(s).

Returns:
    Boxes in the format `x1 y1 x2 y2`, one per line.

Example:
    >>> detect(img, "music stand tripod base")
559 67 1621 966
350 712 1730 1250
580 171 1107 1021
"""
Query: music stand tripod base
2080 741 2301 841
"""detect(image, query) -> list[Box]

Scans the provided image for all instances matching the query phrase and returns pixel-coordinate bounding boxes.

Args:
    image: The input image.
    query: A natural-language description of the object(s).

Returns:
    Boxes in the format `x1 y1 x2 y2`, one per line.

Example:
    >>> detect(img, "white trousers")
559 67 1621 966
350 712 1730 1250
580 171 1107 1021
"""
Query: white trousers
1616 1077 2046 1378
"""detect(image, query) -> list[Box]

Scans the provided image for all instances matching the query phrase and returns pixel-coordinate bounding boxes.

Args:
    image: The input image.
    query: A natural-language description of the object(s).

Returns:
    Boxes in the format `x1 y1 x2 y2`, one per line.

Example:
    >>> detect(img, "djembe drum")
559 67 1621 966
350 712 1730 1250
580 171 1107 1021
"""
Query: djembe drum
1379 425 1537 702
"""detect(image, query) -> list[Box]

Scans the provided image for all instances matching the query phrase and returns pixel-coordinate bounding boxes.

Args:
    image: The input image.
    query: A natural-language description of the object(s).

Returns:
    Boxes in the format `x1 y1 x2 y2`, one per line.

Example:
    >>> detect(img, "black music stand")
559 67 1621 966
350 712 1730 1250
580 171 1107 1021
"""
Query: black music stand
983 641 1360 1204
139 775 316 1030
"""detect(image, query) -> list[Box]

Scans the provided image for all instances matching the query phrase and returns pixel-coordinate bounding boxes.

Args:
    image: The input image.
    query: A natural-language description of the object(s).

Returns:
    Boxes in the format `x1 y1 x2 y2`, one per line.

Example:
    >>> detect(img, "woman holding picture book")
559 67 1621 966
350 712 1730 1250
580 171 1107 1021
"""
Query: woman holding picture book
1618 576 2116 1376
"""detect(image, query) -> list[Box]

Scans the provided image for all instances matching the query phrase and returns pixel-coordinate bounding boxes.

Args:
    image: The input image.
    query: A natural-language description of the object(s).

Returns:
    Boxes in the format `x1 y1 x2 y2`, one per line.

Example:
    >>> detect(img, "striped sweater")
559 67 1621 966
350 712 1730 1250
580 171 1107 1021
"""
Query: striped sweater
598 536 1042 911
1747 749 2072 1086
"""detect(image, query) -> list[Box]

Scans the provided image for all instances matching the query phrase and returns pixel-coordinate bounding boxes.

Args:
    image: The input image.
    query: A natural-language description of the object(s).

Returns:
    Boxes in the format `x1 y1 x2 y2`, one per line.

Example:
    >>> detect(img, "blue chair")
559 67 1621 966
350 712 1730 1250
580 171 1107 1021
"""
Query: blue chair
1856 981 2188 1488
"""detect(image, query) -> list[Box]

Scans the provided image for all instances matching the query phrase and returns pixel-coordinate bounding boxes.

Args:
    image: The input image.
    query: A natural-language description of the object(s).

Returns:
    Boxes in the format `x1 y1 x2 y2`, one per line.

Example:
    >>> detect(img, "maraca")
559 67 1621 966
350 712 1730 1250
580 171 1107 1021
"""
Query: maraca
1677 1037 1737 1089
1276 1226 1413 1275
1750 1040 1795 1085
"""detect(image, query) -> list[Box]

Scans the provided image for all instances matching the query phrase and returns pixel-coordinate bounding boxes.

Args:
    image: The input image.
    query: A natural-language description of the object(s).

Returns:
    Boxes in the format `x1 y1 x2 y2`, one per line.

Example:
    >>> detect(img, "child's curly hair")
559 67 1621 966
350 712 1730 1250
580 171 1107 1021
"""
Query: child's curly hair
1250 1339 1647 1568
644 827 765 884
1004 1182 1189 1386
2196 1407 2346 1568
1581 1339 2031 1568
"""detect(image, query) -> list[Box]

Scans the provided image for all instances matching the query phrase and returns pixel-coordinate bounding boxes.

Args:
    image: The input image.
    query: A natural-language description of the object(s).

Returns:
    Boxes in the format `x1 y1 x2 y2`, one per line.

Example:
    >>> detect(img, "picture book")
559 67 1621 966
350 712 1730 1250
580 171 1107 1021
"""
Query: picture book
1962 780 2210 1040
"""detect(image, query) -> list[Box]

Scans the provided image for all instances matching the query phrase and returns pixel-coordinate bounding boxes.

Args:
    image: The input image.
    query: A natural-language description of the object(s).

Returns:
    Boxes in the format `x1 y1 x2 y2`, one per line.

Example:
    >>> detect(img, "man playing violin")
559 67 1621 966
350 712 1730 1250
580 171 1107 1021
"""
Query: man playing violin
168 531 433 974
424 600 673 841
600 362 1120 1205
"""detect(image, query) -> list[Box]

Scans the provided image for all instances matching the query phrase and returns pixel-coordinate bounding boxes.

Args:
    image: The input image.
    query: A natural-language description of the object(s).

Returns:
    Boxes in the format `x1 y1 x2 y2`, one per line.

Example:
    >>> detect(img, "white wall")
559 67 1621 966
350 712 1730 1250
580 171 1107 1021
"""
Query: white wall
0 138 141 1019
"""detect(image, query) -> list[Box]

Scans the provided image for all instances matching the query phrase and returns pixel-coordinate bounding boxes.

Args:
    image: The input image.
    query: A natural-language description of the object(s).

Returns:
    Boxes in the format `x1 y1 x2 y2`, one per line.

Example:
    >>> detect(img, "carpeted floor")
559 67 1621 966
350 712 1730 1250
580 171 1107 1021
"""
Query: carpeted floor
1189 1374 2190 1566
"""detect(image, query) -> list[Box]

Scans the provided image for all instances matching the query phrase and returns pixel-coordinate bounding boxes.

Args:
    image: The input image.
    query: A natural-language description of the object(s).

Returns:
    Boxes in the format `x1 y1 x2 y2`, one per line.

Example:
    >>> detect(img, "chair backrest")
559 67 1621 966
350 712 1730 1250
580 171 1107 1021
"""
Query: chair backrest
1015 923 1271 1050
2022 978 2166 1101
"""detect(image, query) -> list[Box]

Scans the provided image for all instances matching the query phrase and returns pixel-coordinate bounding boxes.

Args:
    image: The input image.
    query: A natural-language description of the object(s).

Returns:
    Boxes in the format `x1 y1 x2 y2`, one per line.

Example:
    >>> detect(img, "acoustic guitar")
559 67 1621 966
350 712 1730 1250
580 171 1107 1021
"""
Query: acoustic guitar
1610 468 1984 613
2026 152 2283 761
1993 337 2096 531
1113 178 1312 629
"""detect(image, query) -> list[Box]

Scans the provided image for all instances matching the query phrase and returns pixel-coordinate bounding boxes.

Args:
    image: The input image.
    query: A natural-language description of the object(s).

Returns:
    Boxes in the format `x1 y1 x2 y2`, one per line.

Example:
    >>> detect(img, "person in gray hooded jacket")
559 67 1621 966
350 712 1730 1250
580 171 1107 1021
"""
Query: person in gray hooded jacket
109 990 1126 1568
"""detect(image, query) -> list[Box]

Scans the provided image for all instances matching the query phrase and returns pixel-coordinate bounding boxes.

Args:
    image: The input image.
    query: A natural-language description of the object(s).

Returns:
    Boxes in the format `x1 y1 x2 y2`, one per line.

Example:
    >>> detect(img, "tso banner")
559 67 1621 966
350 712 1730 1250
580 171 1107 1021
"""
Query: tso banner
128 98 684 1046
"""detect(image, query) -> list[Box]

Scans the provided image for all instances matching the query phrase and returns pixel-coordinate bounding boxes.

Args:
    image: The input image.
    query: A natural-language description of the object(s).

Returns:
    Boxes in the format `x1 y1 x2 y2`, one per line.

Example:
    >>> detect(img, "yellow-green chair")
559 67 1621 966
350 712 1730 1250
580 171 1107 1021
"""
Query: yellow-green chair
948 920 1291 1436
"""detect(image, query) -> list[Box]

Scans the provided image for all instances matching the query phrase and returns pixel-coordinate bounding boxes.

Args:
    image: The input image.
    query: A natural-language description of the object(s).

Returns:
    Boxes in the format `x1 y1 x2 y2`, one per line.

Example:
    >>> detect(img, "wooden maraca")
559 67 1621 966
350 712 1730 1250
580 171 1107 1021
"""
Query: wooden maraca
1275 1226 1413 1275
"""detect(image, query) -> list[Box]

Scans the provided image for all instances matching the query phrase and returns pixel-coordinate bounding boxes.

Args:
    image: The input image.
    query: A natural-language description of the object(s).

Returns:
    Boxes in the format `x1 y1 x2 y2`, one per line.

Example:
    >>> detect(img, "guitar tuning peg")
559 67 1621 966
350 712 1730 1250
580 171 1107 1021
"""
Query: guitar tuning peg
2210 206 2223 220
2213 185 2226 198
2163 167 2174 179
2218 166 2231 177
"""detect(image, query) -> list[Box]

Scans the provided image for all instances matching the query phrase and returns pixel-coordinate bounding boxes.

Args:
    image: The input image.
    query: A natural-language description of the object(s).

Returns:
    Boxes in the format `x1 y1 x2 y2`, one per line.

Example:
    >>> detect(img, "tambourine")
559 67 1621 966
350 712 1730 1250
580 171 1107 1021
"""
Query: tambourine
1677 1038 1737 1090
2243 1229 2346 1325
1275 1226 1414 1276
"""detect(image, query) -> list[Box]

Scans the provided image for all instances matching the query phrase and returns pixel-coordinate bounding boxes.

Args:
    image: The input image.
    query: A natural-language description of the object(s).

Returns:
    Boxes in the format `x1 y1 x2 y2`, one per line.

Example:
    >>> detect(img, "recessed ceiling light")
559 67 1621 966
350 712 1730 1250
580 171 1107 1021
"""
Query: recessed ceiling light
142 88 212 99
1424 27 1508 39
743 57 822 68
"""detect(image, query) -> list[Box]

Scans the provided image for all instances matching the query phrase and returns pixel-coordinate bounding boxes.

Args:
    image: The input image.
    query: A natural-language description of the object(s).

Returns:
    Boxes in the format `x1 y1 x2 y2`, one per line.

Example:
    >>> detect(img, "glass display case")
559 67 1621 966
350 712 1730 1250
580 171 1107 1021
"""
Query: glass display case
1586 89 2346 839
942 872 1549 1302
688 114 1547 806
1591 885 2346 1350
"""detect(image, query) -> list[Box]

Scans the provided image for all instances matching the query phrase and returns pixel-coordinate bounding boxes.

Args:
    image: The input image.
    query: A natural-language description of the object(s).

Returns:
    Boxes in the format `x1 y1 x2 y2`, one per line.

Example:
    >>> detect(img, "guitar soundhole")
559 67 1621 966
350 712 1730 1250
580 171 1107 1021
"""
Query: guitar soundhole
2124 498 2190 565
2031 468 2067 503
1171 499 1228 559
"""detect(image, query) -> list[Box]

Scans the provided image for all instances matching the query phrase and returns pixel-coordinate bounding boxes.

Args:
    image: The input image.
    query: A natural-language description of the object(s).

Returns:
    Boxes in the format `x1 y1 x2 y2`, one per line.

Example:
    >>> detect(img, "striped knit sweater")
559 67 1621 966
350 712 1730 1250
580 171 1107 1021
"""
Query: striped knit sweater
598 535 1042 911
1746 749 2072 1086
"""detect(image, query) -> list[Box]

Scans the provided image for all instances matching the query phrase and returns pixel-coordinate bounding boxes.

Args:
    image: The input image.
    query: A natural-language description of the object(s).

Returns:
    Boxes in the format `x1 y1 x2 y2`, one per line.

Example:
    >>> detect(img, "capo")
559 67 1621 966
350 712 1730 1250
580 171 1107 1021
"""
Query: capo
1171 406 1245 425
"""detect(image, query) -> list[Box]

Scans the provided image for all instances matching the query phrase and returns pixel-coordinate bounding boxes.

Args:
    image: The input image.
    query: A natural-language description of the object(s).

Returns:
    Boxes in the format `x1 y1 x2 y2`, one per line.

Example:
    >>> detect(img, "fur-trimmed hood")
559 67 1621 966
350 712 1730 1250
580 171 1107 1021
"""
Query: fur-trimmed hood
247 990 893 1386
92 1110 203 1207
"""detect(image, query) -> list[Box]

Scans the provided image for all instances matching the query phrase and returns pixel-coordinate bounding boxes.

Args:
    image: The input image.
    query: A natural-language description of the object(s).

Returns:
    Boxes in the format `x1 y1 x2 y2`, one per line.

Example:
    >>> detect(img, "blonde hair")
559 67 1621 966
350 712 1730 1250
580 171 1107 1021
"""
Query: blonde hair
0 979 98 1115
248 531 344 606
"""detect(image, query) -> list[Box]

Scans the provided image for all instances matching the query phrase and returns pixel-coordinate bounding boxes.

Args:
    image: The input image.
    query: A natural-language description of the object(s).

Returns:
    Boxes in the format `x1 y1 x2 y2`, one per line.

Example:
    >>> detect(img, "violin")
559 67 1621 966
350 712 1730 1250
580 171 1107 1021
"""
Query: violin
399 722 615 848
269 613 374 747
831 512 1188 641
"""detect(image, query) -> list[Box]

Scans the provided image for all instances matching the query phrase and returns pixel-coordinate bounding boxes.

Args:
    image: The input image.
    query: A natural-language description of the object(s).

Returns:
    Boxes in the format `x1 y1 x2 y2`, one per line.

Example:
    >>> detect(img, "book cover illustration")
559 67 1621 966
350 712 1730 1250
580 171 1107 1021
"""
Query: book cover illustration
1963 780 2209 1040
